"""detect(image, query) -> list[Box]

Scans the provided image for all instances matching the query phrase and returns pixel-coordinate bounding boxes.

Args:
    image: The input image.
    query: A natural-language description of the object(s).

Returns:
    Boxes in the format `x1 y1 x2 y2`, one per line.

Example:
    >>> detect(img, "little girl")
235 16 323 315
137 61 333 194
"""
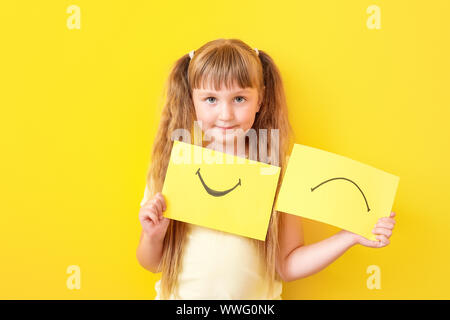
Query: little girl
136 38 397 300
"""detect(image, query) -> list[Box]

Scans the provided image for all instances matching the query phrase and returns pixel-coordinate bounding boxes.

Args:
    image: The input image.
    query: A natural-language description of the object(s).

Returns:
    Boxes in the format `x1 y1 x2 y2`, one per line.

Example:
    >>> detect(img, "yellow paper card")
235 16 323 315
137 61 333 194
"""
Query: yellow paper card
162 140 281 241
275 144 399 241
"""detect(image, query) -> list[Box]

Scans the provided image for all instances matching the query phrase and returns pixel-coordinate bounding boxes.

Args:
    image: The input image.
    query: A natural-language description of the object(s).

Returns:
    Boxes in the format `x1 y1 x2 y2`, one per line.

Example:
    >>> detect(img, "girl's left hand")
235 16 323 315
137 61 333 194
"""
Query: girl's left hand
343 211 396 248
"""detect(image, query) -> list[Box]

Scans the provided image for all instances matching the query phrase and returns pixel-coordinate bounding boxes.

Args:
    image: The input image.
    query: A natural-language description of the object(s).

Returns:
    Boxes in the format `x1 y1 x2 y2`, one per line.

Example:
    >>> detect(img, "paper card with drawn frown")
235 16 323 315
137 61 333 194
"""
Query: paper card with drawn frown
275 144 399 241
162 140 281 241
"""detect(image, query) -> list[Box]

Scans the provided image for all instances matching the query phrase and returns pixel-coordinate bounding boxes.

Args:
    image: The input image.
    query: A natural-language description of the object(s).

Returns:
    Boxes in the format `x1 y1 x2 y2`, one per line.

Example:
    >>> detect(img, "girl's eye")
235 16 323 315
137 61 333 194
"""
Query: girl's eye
204 96 247 104
205 97 216 104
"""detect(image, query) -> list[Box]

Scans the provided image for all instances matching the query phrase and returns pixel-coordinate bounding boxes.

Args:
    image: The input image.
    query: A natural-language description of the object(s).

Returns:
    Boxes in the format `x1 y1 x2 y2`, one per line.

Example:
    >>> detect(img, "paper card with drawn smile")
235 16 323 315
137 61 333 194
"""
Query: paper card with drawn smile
162 140 281 241
274 144 400 241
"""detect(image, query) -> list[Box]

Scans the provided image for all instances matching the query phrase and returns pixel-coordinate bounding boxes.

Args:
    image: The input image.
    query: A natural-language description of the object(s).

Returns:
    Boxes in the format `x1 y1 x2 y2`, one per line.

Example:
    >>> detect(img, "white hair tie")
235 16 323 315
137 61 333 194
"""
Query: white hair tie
254 48 259 56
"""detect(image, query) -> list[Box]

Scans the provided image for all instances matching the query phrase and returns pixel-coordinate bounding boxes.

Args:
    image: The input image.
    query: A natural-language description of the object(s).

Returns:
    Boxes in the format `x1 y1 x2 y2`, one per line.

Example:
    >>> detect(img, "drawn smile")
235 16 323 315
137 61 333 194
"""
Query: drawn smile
195 168 241 197
311 177 371 212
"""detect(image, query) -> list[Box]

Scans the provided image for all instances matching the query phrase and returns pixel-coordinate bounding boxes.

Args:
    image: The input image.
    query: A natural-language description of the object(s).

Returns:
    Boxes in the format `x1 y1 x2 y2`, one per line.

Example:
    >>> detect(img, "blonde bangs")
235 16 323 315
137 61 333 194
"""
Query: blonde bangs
188 44 263 92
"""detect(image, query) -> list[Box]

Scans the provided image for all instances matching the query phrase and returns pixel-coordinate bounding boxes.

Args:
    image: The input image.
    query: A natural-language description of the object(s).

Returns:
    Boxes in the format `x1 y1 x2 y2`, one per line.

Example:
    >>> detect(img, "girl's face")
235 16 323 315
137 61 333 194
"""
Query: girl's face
192 82 261 148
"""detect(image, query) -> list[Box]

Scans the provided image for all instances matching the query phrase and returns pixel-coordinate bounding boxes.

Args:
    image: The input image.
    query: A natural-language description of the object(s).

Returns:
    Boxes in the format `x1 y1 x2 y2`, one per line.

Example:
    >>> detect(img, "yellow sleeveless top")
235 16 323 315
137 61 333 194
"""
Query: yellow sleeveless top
140 186 283 300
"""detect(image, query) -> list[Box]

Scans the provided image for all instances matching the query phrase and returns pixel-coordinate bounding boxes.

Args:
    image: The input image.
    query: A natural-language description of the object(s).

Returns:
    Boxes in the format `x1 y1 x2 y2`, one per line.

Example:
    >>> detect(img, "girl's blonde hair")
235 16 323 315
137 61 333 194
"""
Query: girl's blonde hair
146 38 294 299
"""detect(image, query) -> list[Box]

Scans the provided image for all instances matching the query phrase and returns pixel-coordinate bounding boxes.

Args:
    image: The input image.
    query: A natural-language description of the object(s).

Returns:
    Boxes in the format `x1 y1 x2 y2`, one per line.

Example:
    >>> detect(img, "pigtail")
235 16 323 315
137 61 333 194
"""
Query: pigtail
255 50 294 159
253 49 295 297
146 53 194 299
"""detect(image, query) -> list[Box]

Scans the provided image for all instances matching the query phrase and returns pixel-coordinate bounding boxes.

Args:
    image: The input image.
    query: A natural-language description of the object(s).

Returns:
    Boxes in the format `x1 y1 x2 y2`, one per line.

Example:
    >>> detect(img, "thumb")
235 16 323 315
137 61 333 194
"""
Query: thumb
360 237 383 248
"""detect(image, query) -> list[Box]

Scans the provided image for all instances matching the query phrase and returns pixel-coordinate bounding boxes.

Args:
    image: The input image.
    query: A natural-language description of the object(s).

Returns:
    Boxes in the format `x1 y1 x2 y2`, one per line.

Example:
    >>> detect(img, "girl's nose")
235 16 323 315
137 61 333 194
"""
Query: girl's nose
218 103 234 121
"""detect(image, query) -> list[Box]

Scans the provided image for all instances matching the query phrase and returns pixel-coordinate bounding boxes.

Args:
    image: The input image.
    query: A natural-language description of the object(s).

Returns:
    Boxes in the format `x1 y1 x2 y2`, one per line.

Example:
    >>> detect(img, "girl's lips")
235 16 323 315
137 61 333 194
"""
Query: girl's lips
216 125 237 130
215 125 238 134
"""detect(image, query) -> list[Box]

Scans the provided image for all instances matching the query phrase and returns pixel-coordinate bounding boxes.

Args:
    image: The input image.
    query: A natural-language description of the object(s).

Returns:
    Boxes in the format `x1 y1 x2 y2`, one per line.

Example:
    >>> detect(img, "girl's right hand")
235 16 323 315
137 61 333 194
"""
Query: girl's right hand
139 192 170 241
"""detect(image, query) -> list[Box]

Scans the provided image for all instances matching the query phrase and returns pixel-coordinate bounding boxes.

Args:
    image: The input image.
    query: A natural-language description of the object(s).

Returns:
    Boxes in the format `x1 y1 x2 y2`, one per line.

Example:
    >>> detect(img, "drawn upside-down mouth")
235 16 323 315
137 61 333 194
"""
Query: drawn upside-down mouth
195 168 241 197
311 177 371 212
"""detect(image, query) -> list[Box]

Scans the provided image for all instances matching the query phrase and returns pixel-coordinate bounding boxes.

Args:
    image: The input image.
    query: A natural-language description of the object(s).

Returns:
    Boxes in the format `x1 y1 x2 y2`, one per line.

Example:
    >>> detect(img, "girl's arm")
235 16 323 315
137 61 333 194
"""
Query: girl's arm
277 212 396 282
280 229 356 282
136 230 164 273
136 192 170 273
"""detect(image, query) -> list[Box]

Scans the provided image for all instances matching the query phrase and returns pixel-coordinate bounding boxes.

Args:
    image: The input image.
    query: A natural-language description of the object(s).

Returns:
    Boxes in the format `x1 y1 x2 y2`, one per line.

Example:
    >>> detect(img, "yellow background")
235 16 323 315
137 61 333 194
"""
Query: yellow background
1 0 449 299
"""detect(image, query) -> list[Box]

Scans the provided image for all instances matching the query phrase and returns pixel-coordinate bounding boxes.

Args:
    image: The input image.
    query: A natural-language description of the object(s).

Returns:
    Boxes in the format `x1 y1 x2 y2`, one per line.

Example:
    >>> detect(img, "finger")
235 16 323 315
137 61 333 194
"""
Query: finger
375 220 395 230
390 211 396 217
372 227 392 238
361 237 383 248
375 234 390 246
156 192 166 210
151 198 163 218
388 217 396 225
155 193 167 211
139 211 154 226
147 210 159 225
378 217 396 227
142 202 160 222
